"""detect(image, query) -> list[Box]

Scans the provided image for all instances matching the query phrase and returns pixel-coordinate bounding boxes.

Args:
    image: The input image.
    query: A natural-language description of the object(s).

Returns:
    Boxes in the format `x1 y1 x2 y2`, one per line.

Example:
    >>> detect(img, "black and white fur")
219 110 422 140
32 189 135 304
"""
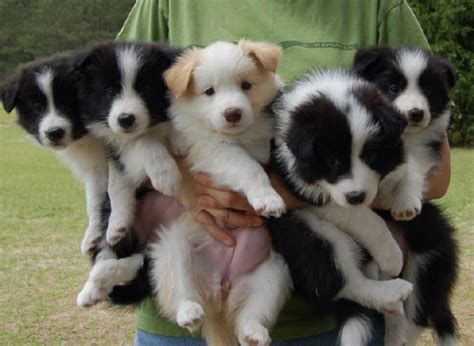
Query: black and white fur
354 46 455 221
149 40 292 346
74 42 182 306
1 53 108 256
354 47 459 345
270 70 414 345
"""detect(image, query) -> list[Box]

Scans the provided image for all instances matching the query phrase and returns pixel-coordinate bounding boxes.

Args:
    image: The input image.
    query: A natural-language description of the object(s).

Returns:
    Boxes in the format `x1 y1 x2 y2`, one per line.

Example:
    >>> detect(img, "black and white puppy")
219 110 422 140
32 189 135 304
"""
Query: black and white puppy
272 70 408 278
353 46 455 220
1 52 108 256
76 41 182 246
354 47 459 345
75 42 182 306
270 70 413 345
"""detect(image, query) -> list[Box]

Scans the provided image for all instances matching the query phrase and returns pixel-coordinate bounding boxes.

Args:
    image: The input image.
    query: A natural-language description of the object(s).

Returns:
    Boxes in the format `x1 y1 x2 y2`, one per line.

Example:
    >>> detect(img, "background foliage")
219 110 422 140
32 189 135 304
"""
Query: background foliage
409 0 474 146
0 0 472 145
0 0 134 81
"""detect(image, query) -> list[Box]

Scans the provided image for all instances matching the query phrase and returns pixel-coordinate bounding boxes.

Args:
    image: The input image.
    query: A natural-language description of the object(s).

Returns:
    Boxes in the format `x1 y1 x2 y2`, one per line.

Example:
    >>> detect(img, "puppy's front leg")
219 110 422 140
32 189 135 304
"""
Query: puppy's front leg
391 157 424 221
315 204 403 277
196 144 285 217
106 163 136 245
141 137 181 197
81 168 108 255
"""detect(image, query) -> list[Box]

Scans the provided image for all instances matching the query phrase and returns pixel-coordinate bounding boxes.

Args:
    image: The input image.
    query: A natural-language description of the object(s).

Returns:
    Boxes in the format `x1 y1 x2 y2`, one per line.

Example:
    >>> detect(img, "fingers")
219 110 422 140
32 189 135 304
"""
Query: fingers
194 210 235 247
198 194 255 213
206 208 263 229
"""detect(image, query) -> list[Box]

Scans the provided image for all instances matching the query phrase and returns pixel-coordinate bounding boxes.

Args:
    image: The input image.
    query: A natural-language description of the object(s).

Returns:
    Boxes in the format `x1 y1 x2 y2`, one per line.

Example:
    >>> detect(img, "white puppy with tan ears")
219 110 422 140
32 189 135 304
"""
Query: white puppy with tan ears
148 40 291 346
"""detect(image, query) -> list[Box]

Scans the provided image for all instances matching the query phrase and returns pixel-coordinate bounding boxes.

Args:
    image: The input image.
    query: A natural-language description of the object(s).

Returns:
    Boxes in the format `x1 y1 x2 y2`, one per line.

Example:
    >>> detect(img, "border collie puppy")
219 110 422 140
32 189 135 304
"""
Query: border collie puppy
149 40 291 346
270 70 414 344
74 42 182 306
353 46 455 220
354 47 459 346
1 53 108 256
76 41 182 246
273 70 408 278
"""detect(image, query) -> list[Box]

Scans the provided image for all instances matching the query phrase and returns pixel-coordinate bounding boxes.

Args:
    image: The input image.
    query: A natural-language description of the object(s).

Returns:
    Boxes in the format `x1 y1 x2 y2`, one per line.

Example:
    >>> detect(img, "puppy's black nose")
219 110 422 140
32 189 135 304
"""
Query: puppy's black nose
46 127 65 142
408 108 424 123
224 108 242 123
345 191 366 205
118 113 136 129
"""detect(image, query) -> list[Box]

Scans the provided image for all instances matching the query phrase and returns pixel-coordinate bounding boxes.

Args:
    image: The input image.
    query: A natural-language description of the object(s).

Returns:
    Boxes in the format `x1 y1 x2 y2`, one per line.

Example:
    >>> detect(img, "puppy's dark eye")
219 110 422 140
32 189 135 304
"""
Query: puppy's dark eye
33 103 44 114
241 81 252 90
327 155 339 168
106 87 117 98
205 87 215 96
388 84 400 95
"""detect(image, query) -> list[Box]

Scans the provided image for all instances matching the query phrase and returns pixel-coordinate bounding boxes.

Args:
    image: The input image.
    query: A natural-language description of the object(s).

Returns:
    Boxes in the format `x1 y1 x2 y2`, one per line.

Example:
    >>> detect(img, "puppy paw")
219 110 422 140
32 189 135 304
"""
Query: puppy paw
238 322 271 346
372 240 403 277
378 279 413 314
80 226 102 255
391 196 422 221
76 281 107 307
106 225 128 246
149 165 182 197
176 301 205 333
248 189 286 218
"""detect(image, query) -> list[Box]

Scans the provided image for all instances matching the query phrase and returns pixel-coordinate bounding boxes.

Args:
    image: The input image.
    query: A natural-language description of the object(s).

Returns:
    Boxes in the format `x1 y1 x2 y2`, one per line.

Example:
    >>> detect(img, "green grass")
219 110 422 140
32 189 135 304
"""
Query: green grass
0 110 134 345
0 108 473 344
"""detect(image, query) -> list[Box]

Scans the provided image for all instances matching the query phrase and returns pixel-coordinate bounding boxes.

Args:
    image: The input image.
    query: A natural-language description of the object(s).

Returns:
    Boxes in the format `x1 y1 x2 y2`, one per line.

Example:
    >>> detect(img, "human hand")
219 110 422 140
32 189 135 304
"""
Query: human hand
175 157 263 247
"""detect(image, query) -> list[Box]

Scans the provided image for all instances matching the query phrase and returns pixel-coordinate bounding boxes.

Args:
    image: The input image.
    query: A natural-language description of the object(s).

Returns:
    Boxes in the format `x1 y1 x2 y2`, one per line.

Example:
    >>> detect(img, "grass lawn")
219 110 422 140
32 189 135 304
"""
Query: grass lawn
1 109 473 344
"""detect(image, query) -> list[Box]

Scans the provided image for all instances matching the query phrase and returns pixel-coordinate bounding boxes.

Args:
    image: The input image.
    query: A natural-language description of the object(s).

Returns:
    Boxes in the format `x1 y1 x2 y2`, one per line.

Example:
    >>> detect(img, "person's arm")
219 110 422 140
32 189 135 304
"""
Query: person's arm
116 0 168 42
424 136 451 201
377 0 430 50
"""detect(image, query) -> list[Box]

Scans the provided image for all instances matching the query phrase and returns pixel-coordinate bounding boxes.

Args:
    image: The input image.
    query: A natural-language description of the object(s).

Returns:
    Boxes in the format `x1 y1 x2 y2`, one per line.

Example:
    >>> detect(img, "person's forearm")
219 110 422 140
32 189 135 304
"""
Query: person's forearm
424 135 451 201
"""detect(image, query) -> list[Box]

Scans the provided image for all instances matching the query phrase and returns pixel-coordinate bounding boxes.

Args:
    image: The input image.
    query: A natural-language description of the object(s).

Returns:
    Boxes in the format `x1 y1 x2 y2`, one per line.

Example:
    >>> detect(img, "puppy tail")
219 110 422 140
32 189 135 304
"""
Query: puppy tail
202 310 237 346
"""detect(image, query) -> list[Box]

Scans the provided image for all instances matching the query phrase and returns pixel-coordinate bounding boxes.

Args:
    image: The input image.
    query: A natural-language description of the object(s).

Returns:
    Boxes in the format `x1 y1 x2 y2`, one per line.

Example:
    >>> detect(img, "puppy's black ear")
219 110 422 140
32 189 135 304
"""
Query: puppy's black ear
375 105 407 142
71 49 95 75
431 54 456 89
355 84 407 142
353 46 392 79
1 72 22 113
285 109 318 162
72 44 113 76
286 125 315 161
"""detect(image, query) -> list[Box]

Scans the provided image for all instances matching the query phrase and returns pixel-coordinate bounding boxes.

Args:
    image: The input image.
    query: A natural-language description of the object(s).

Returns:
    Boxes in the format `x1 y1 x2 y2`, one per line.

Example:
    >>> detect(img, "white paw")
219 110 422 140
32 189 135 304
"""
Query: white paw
76 281 107 307
176 301 205 332
80 226 103 255
106 224 128 246
238 322 271 346
372 239 403 277
391 196 422 221
248 189 286 218
149 165 182 197
378 279 413 314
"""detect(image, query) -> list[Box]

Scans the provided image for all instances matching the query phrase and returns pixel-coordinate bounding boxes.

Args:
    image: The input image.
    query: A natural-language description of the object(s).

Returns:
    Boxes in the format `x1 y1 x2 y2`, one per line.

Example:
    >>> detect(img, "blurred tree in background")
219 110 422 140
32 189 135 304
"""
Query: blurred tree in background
0 0 134 81
0 0 472 146
409 0 473 146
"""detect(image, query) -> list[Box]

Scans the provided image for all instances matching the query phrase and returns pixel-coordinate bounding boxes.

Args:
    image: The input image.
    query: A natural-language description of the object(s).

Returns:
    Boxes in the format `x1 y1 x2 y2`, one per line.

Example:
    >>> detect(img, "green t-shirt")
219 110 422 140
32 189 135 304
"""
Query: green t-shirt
116 0 430 340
